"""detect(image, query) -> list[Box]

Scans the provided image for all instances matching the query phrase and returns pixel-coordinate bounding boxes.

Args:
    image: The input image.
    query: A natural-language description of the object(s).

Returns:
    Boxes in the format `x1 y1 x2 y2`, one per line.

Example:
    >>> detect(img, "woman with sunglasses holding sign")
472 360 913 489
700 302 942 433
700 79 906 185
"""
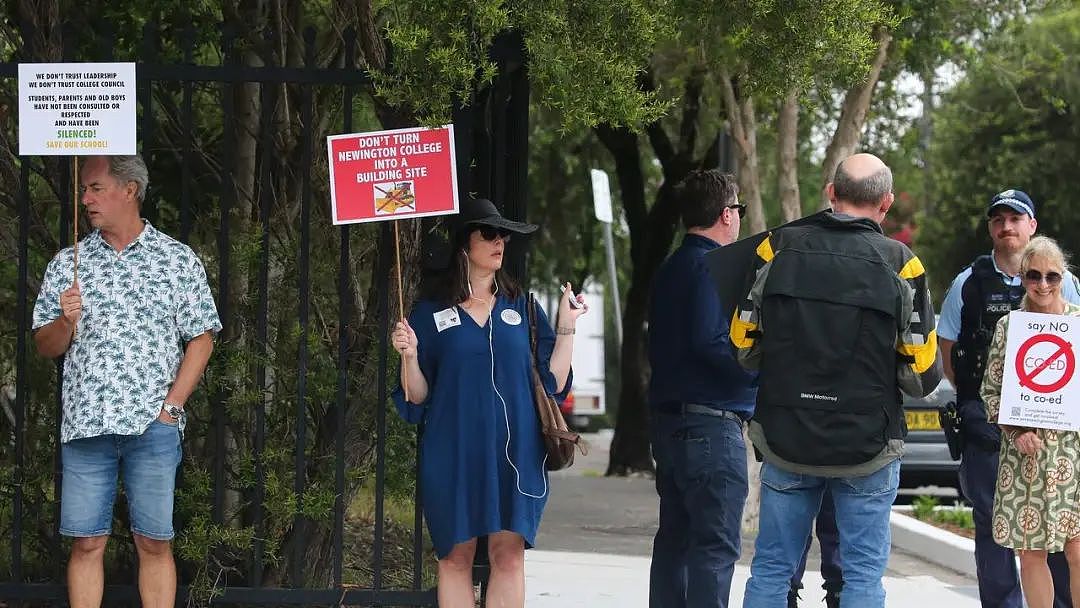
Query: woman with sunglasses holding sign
981 236 1080 608
937 190 1080 608
390 197 587 608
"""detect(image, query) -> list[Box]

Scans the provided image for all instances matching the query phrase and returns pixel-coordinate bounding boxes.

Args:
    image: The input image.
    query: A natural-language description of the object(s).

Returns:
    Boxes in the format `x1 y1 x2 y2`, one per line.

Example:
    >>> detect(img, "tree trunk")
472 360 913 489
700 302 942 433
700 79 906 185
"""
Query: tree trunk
718 66 770 529
777 90 801 222
819 26 893 209
742 430 761 534
719 68 765 234
598 64 706 476
595 125 654 475
919 66 935 215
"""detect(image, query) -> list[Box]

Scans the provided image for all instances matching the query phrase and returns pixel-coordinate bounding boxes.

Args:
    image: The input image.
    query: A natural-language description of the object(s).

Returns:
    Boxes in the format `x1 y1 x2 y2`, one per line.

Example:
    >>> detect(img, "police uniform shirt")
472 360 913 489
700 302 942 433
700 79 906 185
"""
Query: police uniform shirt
938 252 1080 342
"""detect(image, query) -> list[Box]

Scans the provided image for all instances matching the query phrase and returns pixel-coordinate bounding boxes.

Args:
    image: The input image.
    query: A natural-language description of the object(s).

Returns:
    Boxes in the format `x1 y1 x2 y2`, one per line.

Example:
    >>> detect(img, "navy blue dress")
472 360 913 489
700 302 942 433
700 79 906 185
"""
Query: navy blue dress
393 294 571 558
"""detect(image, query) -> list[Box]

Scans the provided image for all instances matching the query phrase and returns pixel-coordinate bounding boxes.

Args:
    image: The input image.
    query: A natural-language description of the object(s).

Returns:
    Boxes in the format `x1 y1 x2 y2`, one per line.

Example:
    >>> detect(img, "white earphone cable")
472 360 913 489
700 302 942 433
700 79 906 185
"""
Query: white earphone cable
467 257 547 498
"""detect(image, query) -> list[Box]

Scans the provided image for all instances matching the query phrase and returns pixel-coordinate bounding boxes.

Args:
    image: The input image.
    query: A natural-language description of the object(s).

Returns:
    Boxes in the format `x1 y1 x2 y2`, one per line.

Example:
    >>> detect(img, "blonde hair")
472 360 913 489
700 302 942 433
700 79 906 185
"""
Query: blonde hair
1020 236 1072 310
1020 236 1070 274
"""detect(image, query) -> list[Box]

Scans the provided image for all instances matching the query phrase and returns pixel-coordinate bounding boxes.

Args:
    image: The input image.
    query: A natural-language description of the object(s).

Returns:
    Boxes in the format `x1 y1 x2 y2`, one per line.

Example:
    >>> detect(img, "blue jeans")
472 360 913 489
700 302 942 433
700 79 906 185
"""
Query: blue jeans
60 419 182 540
744 459 900 608
792 487 842 593
959 443 1072 608
649 410 748 608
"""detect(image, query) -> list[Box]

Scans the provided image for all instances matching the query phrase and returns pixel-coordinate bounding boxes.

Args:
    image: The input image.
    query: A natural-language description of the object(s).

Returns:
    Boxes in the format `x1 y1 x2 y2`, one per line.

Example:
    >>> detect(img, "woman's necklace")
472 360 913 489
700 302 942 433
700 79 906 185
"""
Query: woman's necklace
468 293 491 306
467 280 494 307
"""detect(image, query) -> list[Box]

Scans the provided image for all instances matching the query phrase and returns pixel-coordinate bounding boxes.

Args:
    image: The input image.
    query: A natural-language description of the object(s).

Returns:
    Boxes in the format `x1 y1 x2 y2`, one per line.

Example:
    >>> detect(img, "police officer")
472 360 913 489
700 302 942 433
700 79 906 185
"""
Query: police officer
937 189 1080 608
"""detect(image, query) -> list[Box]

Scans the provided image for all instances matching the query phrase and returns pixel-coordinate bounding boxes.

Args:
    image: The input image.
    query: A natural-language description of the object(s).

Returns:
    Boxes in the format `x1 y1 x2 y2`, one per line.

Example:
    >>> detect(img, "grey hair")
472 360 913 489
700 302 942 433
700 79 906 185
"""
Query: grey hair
104 155 149 203
1021 236 1071 273
832 160 893 207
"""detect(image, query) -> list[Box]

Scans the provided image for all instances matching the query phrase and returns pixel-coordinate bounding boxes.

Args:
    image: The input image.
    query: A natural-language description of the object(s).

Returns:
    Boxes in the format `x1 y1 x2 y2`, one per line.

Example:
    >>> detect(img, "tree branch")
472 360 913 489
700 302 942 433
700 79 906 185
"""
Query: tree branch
819 25 893 209
718 65 749 156
677 64 706 159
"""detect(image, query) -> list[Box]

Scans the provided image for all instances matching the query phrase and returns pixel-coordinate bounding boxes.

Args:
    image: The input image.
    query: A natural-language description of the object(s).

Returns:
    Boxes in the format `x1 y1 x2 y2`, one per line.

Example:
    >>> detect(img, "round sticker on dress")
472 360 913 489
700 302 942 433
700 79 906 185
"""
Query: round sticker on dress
501 309 523 326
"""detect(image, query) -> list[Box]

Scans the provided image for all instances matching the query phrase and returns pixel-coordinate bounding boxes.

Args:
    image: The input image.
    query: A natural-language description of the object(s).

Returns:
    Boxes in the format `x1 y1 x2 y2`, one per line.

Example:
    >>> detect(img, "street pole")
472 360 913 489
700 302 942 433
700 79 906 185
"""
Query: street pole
602 219 623 345
590 169 622 347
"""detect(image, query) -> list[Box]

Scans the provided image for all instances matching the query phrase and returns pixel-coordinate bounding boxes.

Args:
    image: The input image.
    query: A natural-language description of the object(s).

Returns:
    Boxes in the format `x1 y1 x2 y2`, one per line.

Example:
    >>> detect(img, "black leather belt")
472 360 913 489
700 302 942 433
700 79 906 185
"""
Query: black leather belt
655 402 746 423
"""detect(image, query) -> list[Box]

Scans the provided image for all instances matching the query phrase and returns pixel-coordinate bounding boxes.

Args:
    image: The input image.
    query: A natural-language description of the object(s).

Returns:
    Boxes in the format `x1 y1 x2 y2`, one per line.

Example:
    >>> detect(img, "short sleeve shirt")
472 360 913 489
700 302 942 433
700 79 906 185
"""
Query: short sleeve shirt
938 252 1080 342
32 222 222 443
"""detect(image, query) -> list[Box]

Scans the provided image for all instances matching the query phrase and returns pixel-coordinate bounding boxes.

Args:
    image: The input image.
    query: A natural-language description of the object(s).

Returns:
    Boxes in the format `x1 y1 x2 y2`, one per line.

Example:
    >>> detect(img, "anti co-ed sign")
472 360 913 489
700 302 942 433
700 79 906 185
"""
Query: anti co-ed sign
998 310 1080 431
18 62 137 155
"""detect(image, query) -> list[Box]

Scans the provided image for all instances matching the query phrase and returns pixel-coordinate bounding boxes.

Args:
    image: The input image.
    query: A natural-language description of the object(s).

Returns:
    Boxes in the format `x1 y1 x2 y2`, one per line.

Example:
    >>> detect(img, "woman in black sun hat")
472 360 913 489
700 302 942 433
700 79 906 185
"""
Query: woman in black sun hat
390 197 587 607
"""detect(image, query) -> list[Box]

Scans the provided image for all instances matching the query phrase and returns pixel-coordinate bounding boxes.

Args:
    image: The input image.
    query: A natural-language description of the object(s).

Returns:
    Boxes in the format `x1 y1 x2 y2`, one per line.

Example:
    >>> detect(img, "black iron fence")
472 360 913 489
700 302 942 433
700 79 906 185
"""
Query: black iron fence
0 14 533 605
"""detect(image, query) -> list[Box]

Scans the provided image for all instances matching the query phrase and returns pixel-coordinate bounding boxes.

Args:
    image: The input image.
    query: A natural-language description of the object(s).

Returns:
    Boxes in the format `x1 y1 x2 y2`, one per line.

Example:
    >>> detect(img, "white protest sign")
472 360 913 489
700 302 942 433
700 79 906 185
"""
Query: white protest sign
18 62 137 155
590 169 613 224
998 310 1080 431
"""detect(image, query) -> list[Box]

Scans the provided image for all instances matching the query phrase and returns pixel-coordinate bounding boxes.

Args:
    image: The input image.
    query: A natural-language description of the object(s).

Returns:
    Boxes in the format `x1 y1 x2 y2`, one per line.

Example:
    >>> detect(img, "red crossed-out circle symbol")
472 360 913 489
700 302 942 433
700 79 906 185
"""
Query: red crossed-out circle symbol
1014 333 1076 393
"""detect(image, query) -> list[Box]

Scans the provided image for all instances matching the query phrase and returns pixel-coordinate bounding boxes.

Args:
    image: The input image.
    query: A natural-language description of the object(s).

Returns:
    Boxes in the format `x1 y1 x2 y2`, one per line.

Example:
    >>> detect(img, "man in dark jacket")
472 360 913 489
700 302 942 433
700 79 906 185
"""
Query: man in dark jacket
648 169 757 608
733 153 943 608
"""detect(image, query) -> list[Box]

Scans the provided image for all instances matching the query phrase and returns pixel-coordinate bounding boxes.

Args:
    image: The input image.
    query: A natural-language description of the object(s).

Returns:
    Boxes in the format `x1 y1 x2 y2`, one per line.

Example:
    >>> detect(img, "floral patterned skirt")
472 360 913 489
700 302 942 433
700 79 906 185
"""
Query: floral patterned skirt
992 429 1080 551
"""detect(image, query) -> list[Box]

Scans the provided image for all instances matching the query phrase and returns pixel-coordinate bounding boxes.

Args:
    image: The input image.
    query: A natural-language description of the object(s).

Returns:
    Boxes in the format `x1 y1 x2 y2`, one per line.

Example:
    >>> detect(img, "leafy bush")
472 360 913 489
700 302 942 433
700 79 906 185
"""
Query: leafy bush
910 495 974 531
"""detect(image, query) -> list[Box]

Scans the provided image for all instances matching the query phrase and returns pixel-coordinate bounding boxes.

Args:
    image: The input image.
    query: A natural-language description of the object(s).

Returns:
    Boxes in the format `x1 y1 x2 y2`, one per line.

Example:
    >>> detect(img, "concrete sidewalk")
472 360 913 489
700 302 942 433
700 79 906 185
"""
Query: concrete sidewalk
529 432 981 606
524 549 980 607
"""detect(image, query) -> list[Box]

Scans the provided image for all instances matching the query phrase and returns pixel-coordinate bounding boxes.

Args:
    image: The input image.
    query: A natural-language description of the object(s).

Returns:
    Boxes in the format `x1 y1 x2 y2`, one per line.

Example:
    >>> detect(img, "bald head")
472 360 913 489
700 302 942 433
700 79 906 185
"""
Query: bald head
831 153 893 208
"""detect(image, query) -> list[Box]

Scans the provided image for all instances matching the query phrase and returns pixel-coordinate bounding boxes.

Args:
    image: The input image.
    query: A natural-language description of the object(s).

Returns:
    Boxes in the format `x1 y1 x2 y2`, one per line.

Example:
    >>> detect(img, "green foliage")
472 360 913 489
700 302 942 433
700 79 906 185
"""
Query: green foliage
373 0 507 125
514 0 674 129
936 503 976 529
1 6 430 596
911 495 975 530
919 5 1080 297
682 0 896 97
373 0 672 129
911 494 940 520
526 104 641 292
890 0 1056 74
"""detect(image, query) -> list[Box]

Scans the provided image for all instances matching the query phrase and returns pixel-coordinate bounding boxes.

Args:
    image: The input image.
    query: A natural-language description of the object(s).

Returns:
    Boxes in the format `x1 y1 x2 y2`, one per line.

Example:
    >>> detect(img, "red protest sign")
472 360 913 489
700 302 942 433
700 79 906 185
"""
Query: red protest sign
327 125 458 225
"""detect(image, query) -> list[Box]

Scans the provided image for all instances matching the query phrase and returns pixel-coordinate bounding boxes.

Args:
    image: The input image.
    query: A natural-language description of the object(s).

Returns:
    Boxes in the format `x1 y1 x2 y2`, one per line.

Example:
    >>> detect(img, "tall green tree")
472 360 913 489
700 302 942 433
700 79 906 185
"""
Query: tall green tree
921 5 1080 296
0 0 671 596
599 0 893 475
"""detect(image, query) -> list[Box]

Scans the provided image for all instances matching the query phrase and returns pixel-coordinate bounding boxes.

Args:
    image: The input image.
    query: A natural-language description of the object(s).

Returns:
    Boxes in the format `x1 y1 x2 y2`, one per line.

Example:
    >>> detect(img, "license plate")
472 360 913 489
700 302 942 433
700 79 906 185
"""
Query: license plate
905 410 941 431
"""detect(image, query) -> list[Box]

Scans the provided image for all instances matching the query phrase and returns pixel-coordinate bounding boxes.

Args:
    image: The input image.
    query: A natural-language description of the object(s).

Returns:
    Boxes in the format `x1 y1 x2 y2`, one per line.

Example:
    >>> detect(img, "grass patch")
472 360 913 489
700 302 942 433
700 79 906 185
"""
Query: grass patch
910 495 975 539
344 483 438 590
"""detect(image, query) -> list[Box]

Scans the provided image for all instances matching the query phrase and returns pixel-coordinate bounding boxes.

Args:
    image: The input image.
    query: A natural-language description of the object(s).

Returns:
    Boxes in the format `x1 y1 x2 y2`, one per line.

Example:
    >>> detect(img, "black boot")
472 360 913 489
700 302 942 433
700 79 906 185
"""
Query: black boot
787 588 800 608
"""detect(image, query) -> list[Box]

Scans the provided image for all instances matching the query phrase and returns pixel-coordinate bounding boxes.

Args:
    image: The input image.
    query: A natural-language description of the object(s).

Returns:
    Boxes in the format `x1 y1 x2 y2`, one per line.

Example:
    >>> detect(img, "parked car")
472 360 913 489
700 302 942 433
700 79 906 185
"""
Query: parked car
900 377 960 490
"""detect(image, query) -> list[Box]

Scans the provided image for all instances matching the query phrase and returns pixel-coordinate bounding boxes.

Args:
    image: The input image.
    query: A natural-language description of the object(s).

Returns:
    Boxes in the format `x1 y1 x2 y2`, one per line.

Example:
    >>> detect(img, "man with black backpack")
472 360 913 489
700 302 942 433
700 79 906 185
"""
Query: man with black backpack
936 190 1080 608
732 153 943 608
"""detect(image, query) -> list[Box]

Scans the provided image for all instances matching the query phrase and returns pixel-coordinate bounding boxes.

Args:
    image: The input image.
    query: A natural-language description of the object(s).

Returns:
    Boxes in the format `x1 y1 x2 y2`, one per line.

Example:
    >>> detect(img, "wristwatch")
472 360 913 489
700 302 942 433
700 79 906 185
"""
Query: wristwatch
163 402 184 420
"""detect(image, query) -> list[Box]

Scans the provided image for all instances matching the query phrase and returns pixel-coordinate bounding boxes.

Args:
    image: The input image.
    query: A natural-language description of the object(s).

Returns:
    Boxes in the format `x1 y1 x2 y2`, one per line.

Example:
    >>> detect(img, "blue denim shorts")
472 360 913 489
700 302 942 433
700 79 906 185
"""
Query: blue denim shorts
60 419 182 540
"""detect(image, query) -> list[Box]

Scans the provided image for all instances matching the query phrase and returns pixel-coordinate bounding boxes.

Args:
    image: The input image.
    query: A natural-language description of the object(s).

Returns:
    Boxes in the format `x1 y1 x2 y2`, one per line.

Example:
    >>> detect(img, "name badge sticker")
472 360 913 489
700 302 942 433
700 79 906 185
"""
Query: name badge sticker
433 307 461 332
501 309 522 326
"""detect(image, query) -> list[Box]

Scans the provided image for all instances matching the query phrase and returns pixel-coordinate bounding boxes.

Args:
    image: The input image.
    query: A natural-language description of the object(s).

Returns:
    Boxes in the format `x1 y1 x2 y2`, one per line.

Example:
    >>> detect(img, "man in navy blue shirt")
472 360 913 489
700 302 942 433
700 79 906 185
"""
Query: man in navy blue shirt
648 169 757 608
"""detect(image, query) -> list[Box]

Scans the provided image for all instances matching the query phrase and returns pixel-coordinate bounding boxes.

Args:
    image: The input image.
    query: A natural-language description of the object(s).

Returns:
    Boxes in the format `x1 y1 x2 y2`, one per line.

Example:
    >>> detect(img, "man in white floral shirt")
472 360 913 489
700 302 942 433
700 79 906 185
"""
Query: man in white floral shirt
33 154 220 608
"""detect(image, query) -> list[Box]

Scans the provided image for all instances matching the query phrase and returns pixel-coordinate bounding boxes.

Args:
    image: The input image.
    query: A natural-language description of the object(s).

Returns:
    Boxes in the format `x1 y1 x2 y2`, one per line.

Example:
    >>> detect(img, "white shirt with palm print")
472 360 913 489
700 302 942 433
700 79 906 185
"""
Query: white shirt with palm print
33 221 221 443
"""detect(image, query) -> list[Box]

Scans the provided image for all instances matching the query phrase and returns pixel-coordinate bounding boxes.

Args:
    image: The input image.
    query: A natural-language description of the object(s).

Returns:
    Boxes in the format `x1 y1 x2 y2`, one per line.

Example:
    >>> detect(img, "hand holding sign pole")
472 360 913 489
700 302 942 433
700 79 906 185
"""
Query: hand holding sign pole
394 224 409 403
327 125 460 403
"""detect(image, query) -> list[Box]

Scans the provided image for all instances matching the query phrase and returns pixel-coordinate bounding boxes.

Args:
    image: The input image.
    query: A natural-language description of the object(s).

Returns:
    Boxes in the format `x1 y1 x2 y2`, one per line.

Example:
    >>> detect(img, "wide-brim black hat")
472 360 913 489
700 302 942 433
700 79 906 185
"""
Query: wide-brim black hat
454 197 538 235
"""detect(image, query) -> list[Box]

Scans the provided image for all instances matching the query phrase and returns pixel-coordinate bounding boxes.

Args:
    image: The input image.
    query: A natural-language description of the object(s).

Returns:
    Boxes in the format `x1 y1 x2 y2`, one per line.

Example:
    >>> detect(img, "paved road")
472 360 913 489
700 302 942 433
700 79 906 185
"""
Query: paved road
530 431 982 606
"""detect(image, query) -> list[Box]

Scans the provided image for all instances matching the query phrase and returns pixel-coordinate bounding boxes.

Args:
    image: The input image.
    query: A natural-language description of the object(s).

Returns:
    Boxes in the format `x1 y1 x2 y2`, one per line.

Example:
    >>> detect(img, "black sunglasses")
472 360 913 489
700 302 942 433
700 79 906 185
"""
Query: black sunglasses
478 226 512 242
1024 269 1063 286
726 204 747 218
